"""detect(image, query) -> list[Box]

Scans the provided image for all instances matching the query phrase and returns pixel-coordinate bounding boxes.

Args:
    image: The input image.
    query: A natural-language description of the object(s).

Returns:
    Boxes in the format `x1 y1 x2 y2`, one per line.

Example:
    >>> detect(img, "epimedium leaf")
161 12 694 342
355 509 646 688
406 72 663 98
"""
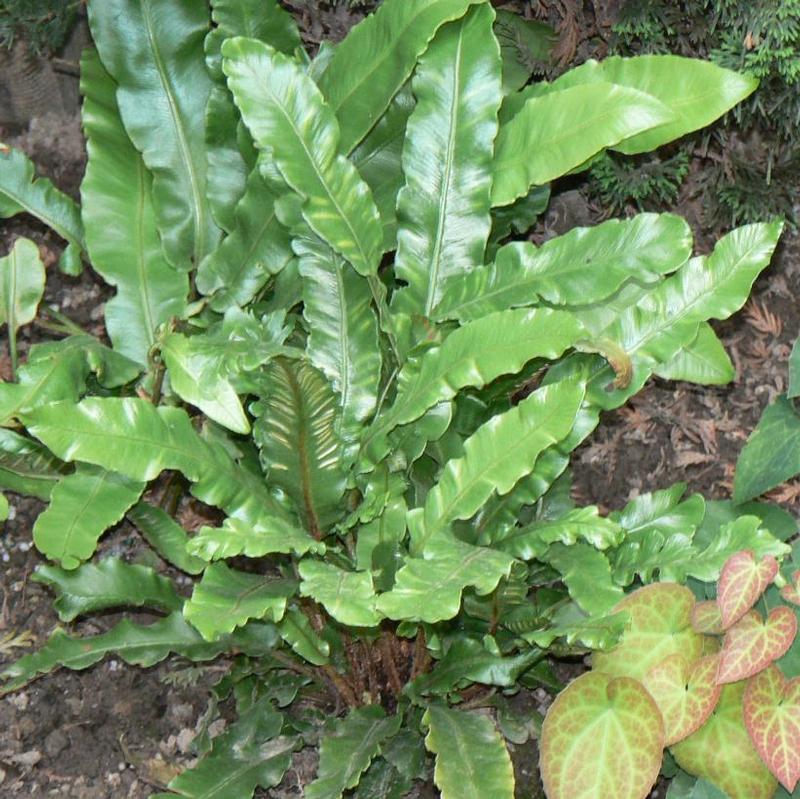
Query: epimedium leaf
183 562 295 641
317 0 485 154
127 502 207 575
782 571 800 607
80 48 188 366
298 561 381 628
654 323 735 386
32 464 145 570
189 516 323 562
539 671 665 799
33 557 182 622
0 612 276 695
0 237 45 375
377 536 515 624
87 0 220 270
735 396 800 503
423 705 514 799
717 607 797 684
0 428 67 500
296 235 381 453
434 212 692 323
743 663 800 793
196 168 293 311
0 145 84 256
717 551 779 630
306 706 402 799
222 38 383 277
163 698 294 799
540 542 624 616
409 379 584 551
491 82 674 206
692 602 725 636
161 330 249 434
495 506 623 559
252 358 347 535
642 654 722 746
672 682 778 799
592 583 705 682
364 308 584 467
392 4 501 317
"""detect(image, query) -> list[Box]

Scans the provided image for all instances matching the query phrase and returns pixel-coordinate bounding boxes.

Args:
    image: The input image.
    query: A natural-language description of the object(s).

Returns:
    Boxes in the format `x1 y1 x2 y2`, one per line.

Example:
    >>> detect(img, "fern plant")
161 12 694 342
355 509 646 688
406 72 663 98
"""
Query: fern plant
0 1 794 797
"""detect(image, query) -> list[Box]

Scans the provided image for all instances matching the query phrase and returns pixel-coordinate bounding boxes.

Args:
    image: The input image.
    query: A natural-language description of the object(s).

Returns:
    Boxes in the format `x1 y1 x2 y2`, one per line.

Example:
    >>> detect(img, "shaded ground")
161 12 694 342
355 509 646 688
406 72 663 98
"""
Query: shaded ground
0 2 798 797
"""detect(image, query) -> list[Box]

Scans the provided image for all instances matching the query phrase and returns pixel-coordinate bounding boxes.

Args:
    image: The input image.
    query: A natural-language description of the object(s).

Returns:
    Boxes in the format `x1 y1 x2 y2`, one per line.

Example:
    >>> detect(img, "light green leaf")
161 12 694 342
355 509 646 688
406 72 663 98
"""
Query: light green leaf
0 612 277 694
34 557 181 621
32 465 145 570
196 168 293 311
550 55 758 155
0 238 45 374
298 561 381 628
184 562 295 641
165 698 293 799
317 0 485 153
277 608 330 666
222 37 383 277
522 603 629 650
0 428 67 500
735 396 800 503
366 308 583 466
189 516 323 561
252 359 346 535
392 4 501 317
80 48 188 365
655 323 735 385
296 236 381 450
411 379 584 550
377 537 515 623
87 0 220 269
351 89 413 251
423 705 514 799
0 335 141 425
0 145 84 252
127 502 207 575
161 331 249 434
541 542 624 615
434 212 692 322
492 82 673 206
496 506 623 560
306 706 403 799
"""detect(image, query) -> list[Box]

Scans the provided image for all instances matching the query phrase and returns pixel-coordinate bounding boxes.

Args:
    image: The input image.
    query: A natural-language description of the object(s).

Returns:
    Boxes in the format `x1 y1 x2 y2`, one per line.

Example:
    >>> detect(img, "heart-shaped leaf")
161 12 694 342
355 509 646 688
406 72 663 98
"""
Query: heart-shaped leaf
540 671 664 799
671 682 778 799
717 551 778 630
642 654 721 745
592 583 705 681
691 601 724 635
743 663 800 792
717 607 797 684
781 570 800 606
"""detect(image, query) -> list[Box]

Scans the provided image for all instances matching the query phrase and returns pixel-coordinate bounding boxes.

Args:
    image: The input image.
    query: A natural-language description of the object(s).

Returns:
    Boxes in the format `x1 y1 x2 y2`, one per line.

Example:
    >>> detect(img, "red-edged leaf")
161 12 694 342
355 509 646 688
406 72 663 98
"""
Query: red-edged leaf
540 671 664 799
743 663 800 792
592 583 705 681
781 570 800 606
717 551 778 630
691 601 724 635
642 654 722 746
717 606 797 684
671 682 778 799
